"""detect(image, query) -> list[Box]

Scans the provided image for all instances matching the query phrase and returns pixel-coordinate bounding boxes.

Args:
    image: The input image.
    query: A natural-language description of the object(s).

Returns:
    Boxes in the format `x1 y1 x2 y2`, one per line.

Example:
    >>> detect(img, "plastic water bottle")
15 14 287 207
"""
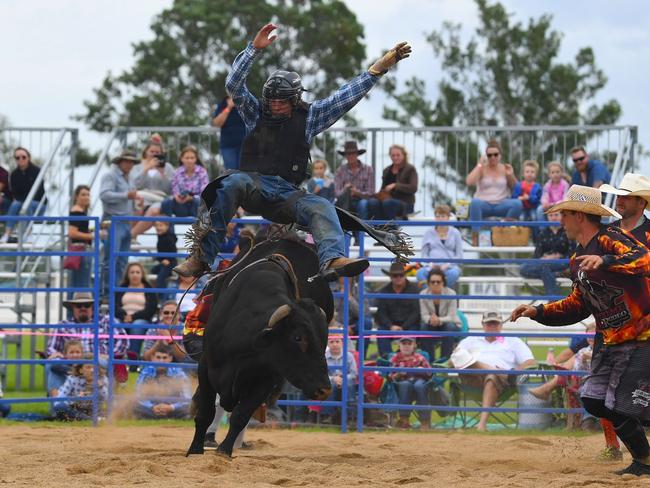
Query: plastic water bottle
546 347 555 364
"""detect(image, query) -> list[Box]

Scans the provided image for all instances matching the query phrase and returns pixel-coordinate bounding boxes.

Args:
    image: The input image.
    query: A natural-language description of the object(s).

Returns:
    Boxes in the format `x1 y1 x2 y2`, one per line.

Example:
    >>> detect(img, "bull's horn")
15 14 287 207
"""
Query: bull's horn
318 307 326 319
268 304 292 329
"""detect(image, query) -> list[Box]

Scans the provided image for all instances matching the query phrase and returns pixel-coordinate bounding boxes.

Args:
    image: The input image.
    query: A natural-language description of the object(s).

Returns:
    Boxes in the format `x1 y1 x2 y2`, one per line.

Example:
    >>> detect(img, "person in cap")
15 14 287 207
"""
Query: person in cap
510 185 650 477
46 292 129 360
600 173 650 246
375 262 421 358
451 310 535 431
173 23 411 280
99 150 142 296
333 141 375 218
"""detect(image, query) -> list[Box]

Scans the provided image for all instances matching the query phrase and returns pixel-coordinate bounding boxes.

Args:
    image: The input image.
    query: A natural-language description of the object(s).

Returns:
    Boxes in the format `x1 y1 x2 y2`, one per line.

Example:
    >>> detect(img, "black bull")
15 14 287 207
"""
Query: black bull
186 238 334 457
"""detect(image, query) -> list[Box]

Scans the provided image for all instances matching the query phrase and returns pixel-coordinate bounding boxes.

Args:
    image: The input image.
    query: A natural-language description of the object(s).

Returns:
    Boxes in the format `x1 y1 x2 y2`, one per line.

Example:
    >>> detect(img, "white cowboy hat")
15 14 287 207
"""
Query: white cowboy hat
450 348 476 370
599 173 650 209
546 185 621 219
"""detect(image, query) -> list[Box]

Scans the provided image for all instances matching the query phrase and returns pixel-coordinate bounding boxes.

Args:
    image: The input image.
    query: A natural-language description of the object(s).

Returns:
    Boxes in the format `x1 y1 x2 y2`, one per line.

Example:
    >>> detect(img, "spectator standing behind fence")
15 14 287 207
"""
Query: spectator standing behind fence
368 144 418 221
46 339 83 398
54 354 108 421
130 137 176 241
511 160 542 221
416 204 463 289
375 262 421 359
1 147 47 243
305 159 335 203
450 311 535 431
67 185 93 294
466 140 522 246
419 267 461 362
134 343 191 419
160 146 209 219
537 161 570 221
389 337 432 429
115 262 158 359
152 221 177 299
142 300 186 362
212 96 247 170
333 141 374 219
519 211 573 297
570 145 611 188
0 163 12 214
47 292 129 359
99 150 142 297
320 333 357 424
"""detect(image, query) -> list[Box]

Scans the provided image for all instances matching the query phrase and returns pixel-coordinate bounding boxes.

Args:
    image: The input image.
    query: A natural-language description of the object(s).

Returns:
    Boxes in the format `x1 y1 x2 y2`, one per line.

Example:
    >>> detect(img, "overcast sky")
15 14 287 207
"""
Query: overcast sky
1 0 648 170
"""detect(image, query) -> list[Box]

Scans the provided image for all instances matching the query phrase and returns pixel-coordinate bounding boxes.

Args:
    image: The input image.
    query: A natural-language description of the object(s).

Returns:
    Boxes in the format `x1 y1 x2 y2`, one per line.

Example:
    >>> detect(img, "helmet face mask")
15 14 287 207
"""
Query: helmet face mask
262 70 304 122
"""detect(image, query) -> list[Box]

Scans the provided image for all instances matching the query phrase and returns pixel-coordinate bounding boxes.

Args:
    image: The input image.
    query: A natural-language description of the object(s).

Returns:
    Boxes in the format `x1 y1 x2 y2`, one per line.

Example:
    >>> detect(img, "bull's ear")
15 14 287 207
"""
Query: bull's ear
253 327 276 350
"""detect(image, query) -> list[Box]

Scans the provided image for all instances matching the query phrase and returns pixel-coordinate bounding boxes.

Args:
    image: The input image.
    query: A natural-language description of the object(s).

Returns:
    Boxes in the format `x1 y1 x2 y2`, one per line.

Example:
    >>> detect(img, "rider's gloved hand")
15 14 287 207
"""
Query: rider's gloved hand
368 42 412 76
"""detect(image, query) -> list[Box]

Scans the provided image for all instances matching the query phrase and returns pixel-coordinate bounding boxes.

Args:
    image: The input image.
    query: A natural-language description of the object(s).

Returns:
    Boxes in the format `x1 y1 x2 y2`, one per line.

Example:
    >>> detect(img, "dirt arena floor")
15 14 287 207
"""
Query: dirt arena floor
3 425 650 487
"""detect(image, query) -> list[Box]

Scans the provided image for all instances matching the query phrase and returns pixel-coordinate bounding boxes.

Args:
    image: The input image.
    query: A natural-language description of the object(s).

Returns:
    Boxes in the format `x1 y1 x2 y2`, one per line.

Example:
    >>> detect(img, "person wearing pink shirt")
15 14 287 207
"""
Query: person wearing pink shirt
537 161 570 221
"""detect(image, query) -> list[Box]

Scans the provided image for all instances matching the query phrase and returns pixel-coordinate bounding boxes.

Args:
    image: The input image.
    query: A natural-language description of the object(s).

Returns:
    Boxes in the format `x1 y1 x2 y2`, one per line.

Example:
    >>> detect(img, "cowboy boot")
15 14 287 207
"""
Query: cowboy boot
322 257 369 282
173 255 210 278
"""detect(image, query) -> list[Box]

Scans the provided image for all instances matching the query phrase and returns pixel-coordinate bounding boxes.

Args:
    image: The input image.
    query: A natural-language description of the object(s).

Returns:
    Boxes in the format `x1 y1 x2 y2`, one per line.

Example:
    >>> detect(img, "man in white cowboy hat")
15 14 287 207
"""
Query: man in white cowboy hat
46 292 129 359
450 311 535 431
510 184 650 477
333 141 375 218
600 173 650 246
99 150 143 296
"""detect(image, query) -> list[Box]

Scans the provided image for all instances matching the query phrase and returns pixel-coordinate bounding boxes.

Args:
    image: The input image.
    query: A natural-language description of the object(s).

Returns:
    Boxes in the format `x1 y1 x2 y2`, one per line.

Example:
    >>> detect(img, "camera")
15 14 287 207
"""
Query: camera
154 154 166 167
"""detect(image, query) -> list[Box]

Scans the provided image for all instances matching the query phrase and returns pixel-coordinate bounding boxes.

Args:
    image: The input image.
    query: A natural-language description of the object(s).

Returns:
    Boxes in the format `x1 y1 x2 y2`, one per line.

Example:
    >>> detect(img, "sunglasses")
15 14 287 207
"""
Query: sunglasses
429 280 443 284
14 155 28 161
572 155 586 163
73 304 92 309
486 152 500 158
161 310 175 315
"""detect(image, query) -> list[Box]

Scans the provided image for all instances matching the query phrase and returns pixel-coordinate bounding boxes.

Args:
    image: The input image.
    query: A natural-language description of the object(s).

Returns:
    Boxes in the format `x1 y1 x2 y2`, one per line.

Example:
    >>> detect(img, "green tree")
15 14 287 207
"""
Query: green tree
76 0 366 132
382 0 622 203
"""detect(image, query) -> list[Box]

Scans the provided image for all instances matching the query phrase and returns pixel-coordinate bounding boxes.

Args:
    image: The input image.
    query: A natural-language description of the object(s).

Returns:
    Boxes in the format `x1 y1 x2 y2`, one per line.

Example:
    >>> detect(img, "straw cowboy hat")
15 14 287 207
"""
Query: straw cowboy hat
599 173 650 209
62 292 95 310
450 348 476 369
547 185 622 219
111 150 140 165
338 141 366 156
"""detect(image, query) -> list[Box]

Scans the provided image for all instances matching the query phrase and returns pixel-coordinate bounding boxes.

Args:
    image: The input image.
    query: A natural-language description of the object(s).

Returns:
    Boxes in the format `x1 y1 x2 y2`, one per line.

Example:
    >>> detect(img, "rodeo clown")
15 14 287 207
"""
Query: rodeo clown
510 184 650 477
174 23 411 280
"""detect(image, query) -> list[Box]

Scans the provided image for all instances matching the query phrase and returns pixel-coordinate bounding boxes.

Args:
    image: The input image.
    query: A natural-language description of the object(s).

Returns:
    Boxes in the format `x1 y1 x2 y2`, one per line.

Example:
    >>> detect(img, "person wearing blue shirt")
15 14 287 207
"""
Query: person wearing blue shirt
174 23 411 279
570 145 611 188
135 344 192 419
212 96 246 170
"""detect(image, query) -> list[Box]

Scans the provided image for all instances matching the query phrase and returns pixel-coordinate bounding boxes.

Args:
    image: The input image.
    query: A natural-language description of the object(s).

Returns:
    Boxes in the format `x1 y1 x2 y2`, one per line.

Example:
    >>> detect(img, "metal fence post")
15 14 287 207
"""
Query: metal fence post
107 220 116 417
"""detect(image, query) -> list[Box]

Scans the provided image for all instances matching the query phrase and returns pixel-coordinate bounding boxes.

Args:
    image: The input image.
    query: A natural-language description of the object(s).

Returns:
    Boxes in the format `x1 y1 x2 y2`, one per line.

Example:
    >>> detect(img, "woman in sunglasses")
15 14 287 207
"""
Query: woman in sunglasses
142 300 186 362
1 147 47 243
466 140 522 246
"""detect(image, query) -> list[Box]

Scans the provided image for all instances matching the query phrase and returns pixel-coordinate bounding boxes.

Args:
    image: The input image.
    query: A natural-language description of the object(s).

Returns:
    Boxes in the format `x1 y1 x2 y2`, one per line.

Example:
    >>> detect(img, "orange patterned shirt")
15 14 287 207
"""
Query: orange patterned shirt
536 225 650 345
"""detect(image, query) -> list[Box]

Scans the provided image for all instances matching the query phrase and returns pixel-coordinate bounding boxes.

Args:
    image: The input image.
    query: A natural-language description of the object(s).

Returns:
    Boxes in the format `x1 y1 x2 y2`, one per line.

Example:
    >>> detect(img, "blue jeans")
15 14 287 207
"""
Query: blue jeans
152 262 174 301
349 198 369 220
45 365 68 395
394 378 430 423
221 146 241 171
535 206 548 221
519 261 567 296
419 321 461 361
201 172 346 269
5 200 45 231
69 255 91 295
53 403 92 420
125 318 149 358
368 198 413 220
321 378 356 416
469 198 523 232
416 265 461 289
101 220 131 297
161 196 199 217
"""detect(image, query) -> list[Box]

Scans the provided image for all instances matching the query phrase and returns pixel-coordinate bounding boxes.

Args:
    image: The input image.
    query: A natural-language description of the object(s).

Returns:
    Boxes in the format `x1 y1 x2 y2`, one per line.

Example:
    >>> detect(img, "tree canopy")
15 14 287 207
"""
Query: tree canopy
77 0 367 132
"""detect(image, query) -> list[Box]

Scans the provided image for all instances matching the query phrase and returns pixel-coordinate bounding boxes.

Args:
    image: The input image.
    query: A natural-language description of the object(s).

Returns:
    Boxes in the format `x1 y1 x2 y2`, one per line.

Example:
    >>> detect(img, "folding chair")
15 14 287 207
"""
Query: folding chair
448 375 519 429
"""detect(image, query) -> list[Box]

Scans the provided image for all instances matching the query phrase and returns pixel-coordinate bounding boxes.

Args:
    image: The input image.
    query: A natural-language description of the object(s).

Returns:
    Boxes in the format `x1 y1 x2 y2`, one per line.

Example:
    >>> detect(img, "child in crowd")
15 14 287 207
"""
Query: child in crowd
46 339 83 397
319 332 358 424
305 159 335 203
53 354 108 420
389 337 432 429
416 204 463 289
134 343 191 419
512 160 542 221
537 161 570 221
152 221 177 300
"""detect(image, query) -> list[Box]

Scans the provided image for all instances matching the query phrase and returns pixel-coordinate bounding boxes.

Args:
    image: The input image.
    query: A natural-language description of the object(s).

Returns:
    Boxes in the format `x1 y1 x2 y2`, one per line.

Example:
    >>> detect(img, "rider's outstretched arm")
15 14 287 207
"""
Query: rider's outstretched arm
225 44 262 133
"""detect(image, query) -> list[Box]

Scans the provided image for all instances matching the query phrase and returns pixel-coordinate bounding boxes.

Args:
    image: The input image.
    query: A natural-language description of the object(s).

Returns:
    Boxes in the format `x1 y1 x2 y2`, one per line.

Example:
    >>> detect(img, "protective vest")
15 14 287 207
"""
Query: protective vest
239 103 311 185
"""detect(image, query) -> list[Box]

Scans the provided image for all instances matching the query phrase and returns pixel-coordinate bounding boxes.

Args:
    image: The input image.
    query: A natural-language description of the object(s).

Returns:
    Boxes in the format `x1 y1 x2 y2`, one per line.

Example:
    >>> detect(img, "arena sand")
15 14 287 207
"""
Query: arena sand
3 425 649 487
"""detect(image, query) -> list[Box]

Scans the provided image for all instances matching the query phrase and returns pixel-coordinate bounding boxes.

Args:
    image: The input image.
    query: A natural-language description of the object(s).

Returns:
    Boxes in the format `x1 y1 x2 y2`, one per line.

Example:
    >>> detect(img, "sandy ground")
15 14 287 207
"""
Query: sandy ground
3 425 650 487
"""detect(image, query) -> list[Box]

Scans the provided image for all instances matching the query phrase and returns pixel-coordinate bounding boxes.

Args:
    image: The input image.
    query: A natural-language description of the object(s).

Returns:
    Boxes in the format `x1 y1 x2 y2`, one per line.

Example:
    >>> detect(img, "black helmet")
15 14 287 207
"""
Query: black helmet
262 70 304 122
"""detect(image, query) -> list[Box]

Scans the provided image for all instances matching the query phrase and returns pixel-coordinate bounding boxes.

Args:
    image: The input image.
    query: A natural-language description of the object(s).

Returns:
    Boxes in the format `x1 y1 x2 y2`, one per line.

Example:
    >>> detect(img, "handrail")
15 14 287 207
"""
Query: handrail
604 127 634 208
88 127 119 214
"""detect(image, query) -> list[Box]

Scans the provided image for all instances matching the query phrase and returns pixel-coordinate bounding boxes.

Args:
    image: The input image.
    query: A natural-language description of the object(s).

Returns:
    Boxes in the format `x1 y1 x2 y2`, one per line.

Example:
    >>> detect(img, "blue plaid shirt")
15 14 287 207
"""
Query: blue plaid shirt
136 365 192 413
226 43 380 144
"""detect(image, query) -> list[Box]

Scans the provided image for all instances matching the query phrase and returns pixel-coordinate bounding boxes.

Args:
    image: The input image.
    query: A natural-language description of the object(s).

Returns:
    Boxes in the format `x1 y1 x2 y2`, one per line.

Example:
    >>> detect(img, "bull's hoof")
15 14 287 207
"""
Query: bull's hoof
186 445 205 457
217 445 234 458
